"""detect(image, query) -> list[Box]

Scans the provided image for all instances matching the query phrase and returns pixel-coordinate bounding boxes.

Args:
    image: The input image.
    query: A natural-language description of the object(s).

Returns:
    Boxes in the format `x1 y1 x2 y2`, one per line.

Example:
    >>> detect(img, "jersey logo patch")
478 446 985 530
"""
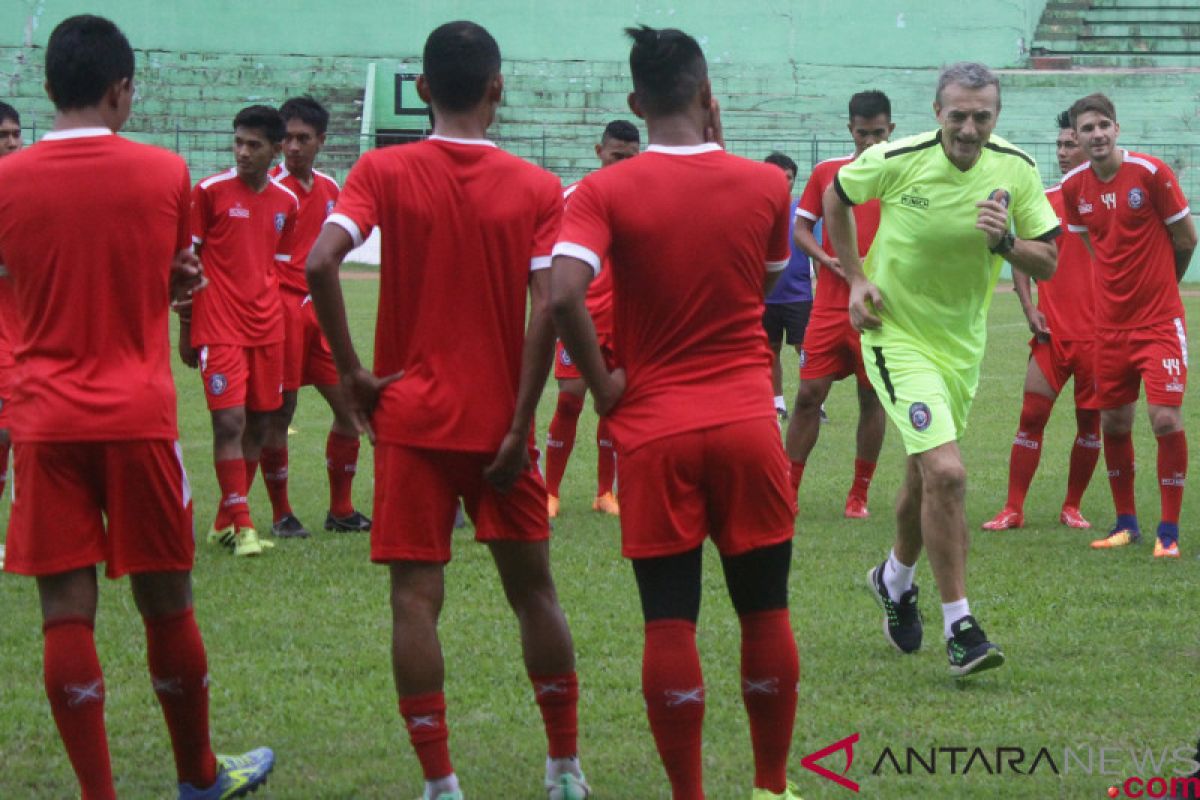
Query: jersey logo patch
909 402 932 432
1077 198 1093 215
1127 188 1146 210
559 347 573 367
209 373 228 396
900 193 929 210
229 203 250 219
274 212 286 232
326 200 336 216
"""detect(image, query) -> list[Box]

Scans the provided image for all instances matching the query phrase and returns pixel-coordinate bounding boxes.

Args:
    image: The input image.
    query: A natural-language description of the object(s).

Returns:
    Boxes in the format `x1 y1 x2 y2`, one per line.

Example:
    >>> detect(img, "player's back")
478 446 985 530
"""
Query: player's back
332 137 561 451
560 145 791 450
0 131 189 441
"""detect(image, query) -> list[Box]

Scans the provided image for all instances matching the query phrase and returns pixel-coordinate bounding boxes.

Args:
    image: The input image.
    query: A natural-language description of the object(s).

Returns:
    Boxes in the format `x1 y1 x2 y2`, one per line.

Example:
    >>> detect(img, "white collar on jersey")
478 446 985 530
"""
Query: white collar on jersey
41 127 114 141
428 134 498 148
646 143 723 156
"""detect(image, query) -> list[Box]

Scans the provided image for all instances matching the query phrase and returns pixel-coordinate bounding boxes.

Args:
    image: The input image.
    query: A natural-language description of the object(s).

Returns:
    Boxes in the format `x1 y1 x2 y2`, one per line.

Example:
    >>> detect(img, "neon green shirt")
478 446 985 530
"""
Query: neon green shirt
834 130 1059 372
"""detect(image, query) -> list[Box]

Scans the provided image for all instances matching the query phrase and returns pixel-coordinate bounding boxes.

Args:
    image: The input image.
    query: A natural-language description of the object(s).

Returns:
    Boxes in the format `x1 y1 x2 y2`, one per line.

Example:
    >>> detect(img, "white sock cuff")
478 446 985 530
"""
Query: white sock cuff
941 598 971 640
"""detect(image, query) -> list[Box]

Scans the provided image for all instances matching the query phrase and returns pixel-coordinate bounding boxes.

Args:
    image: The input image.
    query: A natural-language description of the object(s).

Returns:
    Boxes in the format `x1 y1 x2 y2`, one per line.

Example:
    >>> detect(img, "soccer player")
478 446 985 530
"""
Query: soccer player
826 63 1059 676
306 22 589 800
0 99 23 572
552 26 801 799
260 95 370 538
1059 93 1196 557
784 91 892 519
182 105 298 557
545 119 639 519
760 151 811 423
0 15 273 799
982 110 1101 532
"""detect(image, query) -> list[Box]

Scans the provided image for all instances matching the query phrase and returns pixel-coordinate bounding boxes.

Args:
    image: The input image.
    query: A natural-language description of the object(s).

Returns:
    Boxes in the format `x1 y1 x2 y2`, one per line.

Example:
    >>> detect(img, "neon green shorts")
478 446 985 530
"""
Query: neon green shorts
861 341 978 455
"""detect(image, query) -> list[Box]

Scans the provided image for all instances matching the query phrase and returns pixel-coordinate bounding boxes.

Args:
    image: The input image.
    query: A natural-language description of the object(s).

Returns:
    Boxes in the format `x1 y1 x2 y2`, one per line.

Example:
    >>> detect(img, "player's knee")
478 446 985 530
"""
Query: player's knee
1149 407 1184 437
794 381 827 411
210 409 246 444
633 548 702 623
722 540 790 616
921 459 966 498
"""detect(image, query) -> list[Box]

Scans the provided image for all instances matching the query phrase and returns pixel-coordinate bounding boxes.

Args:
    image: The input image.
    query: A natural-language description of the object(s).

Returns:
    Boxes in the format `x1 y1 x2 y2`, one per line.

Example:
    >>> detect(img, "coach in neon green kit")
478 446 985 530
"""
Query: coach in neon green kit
823 62 1060 677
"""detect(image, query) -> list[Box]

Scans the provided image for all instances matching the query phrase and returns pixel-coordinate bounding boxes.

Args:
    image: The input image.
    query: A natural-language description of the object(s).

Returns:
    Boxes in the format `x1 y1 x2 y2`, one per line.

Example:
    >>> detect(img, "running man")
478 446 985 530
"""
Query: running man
982 109 1101 532
0 15 273 798
1059 93 1196 557
552 25 801 799
544 119 639 519
262 95 370 538
785 91 892 518
306 21 590 800
826 63 1059 676
183 105 298 557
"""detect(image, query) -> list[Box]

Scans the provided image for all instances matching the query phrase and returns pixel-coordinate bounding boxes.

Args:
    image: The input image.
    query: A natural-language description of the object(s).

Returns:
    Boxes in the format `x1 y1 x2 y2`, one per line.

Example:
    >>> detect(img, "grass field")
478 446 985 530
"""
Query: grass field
1 276 1197 799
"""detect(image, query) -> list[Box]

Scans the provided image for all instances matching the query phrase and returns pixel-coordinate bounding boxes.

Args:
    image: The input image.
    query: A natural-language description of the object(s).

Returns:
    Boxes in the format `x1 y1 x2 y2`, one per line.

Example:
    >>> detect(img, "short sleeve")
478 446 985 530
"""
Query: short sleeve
796 165 826 223
276 200 299 262
833 143 887 207
1061 177 1085 233
190 182 208 247
328 153 379 248
1150 160 1190 225
1012 159 1060 241
553 175 610 274
176 162 192 253
530 176 563 271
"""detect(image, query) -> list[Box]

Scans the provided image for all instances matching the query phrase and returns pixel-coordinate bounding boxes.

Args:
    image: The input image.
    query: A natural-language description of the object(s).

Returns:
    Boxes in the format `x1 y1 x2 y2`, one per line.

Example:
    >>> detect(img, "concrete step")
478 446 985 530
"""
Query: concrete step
1086 8 1200 23
1041 37 1200 53
1091 0 1199 8
1083 23 1200 37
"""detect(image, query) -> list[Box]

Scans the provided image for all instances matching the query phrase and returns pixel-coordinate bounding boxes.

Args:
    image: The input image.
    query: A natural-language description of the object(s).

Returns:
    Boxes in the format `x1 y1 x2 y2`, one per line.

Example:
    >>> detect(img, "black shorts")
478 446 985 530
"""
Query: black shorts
762 300 812 346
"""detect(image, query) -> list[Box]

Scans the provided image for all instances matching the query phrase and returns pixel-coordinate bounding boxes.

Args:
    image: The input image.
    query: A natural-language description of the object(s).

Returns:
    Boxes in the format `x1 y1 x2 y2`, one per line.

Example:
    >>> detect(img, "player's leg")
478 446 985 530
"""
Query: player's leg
982 348 1058 530
632 548 706 800
316 381 372 531
1092 330 1143 548
866 455 924 654
845 380 885 519
545 370 586 518
1139 321 1188 558
209 406 253 541
784 374 833 498
762 304 788 421
593 415 619 515
261 390 303 537
229 344 284 555
1062 341 1101 528
0 426 9 501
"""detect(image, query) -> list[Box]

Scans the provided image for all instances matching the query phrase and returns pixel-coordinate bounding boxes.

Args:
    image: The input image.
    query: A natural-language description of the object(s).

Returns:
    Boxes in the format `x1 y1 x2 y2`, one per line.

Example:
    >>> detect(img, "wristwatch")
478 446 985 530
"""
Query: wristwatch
989 231 1015 255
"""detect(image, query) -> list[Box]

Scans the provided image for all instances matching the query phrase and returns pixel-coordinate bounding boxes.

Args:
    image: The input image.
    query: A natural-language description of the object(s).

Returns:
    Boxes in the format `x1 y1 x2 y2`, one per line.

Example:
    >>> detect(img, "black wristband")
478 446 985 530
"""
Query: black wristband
990 231 1015 255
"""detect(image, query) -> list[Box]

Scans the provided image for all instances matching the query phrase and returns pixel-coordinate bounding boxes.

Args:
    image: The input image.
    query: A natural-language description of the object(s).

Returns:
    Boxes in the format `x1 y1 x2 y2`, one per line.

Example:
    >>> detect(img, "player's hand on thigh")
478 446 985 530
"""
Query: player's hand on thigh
848 279 884 332
1026 308 1051 340
178 338 198 369
483 430 531 493
593 367 626 416
341 367 403 444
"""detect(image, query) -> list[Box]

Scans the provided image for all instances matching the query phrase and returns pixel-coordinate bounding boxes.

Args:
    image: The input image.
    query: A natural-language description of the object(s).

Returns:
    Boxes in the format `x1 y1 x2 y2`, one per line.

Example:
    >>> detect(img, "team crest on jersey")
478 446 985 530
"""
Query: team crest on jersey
209 373 228 396
326 200 336 216
1127 188 1146 210
909 402 932 432
559 347 573 367
274 212 286 232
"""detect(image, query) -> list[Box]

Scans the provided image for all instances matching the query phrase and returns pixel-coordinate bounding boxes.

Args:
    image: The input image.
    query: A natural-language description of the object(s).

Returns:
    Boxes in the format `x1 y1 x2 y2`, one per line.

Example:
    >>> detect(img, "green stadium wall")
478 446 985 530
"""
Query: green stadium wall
4 1 1200 279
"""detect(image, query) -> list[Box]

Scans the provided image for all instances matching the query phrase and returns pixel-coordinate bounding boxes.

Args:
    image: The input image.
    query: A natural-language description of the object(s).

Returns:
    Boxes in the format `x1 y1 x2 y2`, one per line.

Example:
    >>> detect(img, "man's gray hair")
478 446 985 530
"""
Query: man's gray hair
935 62 1001 109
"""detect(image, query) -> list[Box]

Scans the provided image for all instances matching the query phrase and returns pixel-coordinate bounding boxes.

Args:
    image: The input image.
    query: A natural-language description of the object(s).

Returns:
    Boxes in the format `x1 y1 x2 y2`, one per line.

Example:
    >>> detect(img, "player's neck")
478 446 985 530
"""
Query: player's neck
1090 149 1123 182
644 116 707 148
52 108 116 134
288 165 315 188
431 113 491 142
238 171 271 192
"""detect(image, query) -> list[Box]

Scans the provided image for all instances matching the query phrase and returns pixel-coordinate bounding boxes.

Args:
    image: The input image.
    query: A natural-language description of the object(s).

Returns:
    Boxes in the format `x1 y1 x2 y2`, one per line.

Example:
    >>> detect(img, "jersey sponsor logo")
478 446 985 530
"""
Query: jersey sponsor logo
274 212 286 232
325 199 336 216
900 193 930 210
229 203 251 219
1077 198 1094 215
1101 192 1117 210
1165 381 1185 394
209 373 228 396
908 402 932 432
1127 188 1146 210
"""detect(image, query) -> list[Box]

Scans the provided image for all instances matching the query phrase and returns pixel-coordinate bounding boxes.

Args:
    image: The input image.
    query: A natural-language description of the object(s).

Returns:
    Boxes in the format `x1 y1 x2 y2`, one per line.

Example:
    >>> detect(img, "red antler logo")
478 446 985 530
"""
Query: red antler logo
800 733 861 792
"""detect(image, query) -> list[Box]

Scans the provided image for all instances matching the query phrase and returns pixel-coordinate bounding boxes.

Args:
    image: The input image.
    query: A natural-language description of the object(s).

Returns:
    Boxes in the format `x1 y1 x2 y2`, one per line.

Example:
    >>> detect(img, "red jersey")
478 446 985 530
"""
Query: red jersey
1038 186 1095 341
554 143 792 453
270 164 340 294
563 182 613 336
0 129 190 441
190 169 298 346
1061 150 1188 330
795 155 881 312
0 276 15 370
328 136 561 451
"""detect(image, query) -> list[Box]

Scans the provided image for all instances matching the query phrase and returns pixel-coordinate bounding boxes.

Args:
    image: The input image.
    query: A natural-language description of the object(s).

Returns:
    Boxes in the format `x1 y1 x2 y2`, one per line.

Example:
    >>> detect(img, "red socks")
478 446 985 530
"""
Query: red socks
848 458 876 503
43 618 115 800
1005 392 1054 511
144 608 217 788
788 461 804 497
739 610 799 793
545 393 584 498
1157 430 1188 525
1104 431 1137 518
400 691 453 781
1064 408 1102 508
530 672 580 759
326 432 360 518
214 458 251 529
259 446 292 521
643 620 705 799
596 417 617 496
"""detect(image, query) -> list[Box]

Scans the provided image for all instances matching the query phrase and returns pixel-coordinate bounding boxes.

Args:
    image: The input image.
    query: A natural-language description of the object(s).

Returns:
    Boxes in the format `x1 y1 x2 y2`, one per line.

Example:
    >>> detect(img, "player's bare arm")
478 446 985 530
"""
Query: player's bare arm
484 268 556 493
974 197 1056 280
1012 269 1049 339
1167 213 1198 283
822 182 882 331
307 223 403 443
550 255 625 416
792 217 844 279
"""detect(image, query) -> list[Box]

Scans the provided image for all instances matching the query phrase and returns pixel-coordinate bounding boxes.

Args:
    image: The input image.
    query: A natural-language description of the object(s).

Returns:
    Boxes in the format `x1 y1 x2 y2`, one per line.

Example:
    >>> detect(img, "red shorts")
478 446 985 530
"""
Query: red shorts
554 334 617 381
1095 318 1189 408
3 440 195 579
199 342 284 412
1029 336 1098 410
371 443 550 563
281 290 339 392
0 347 13 429
799 307 869 386
617 417 795 559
